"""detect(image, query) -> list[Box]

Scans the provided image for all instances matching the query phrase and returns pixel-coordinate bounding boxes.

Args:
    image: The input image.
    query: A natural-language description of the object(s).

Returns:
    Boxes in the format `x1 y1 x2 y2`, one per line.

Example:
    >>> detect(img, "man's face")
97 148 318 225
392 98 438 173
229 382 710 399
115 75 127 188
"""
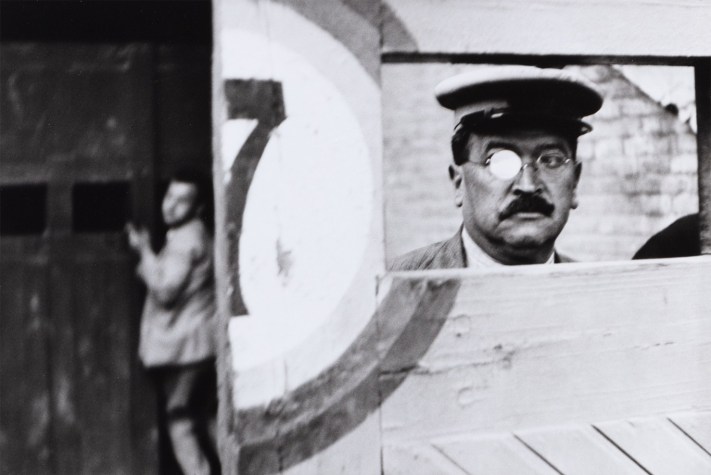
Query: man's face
451 127 581 264
162 181 200 227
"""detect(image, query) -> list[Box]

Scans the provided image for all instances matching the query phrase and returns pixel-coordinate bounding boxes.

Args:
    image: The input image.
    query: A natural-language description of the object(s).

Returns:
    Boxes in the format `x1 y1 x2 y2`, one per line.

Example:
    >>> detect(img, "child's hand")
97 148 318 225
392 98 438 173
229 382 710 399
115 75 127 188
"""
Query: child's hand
126 222 149 251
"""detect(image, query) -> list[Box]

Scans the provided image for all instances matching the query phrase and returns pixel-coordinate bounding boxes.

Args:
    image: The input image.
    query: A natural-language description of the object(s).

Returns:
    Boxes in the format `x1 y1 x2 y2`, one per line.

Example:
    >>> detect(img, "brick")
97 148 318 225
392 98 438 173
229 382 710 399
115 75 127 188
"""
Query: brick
639 115 671 135
660 176 697 195
593 137 625 161
623 136 667 159
670 153 698 174
619 96 657 117
674 134 698 155
576 139 595 161
609 154 641 176
672 194 699 215
591 100 623 121
638 194 673 217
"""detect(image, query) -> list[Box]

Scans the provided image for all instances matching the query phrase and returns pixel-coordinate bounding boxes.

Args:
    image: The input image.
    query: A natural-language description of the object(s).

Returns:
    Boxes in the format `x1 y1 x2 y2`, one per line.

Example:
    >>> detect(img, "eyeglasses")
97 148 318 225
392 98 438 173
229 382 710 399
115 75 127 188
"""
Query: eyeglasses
475 149 573 180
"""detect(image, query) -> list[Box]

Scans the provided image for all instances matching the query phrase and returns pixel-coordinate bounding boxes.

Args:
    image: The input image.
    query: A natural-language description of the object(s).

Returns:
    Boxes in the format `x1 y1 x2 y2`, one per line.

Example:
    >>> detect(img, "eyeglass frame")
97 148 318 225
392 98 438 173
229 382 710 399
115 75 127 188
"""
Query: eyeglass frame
468 148 576 181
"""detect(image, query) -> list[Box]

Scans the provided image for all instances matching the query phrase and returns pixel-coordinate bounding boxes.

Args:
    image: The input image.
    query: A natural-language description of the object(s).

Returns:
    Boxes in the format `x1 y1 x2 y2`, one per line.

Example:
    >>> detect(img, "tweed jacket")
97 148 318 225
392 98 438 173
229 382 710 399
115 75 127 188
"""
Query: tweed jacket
388 230 573 271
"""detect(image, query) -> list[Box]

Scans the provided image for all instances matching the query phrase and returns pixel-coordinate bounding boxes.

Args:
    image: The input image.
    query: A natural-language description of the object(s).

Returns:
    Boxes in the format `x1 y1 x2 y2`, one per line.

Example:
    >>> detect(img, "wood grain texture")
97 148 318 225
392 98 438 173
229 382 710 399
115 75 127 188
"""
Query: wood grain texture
380 258 711 443
516 424 647 474
0 261 52 474
383 0 711 57
1 43 160 474
384 414 711 475
669 412 711 455
595 417 711 474
432 433 561 475
382 442 470 474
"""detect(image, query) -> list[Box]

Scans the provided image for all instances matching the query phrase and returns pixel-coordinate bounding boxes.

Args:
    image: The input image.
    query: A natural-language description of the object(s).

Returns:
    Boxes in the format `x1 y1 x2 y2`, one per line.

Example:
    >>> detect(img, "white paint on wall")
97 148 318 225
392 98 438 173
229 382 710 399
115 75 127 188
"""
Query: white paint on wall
219 3 385 407
224 28 371 364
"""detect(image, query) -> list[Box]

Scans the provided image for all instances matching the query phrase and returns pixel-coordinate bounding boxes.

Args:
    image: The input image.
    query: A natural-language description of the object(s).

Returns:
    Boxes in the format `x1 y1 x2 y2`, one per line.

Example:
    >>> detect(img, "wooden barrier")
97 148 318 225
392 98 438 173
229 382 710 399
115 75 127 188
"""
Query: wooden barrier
380 259 711 473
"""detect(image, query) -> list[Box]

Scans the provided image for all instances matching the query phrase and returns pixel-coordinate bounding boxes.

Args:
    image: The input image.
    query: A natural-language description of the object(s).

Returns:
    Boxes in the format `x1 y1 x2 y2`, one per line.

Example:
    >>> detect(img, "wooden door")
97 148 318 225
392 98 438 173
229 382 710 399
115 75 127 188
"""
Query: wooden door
0 43 158 474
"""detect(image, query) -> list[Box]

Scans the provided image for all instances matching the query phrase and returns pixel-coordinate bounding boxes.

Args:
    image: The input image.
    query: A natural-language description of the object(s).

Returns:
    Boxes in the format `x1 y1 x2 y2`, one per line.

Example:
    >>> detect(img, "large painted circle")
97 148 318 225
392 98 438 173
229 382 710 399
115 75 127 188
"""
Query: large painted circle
223 29 373 368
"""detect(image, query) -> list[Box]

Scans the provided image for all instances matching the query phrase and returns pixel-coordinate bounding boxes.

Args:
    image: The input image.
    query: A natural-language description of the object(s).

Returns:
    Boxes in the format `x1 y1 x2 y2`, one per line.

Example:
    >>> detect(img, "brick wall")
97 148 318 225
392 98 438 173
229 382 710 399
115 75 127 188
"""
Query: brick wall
383 64 698 262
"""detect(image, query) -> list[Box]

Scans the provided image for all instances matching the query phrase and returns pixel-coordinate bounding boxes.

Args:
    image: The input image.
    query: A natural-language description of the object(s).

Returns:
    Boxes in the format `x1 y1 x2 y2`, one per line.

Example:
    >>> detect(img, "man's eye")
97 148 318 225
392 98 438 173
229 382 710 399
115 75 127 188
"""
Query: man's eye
539 152 568 168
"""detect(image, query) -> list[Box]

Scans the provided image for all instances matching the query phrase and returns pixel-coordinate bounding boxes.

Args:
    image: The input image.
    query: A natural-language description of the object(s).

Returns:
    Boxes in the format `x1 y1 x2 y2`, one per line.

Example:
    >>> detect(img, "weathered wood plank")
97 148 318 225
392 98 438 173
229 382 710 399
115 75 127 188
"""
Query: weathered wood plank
0 261 53 474
383 0 711 57
382 442 469 474
432 433 561 474
595 417 711 474
380 258 711 443
71 259 134 474
516 424 647 474
48 251 83 474
668 412 711 455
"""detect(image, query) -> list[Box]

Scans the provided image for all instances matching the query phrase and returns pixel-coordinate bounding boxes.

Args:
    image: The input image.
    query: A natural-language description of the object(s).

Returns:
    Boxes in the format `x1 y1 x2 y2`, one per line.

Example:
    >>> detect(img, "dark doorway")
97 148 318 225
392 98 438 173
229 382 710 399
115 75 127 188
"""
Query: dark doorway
0 2 212 474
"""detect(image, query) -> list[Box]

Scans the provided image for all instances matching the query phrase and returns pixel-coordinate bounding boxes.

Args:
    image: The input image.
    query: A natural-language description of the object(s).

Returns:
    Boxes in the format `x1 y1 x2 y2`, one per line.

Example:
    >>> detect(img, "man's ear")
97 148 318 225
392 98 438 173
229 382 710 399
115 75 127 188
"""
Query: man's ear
449 164 464 208
571 161 583 210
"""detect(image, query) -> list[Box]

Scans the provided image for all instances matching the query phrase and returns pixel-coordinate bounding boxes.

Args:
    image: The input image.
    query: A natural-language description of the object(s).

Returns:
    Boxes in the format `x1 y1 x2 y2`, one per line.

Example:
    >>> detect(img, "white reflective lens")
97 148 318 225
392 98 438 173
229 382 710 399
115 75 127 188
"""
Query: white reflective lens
487 150 522 180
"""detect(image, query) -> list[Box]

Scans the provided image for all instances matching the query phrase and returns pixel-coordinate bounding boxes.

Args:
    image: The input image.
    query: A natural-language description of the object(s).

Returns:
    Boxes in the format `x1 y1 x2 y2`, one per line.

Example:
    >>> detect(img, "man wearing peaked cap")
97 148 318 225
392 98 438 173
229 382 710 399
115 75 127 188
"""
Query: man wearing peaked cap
390 66 603 270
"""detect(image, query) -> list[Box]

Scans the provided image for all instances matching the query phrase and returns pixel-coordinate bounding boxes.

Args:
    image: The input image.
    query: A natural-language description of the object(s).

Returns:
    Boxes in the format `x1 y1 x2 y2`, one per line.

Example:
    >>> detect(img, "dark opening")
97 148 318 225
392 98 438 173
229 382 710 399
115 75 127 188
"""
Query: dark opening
72 182 131 233
0 1 212 44
0 184 48 235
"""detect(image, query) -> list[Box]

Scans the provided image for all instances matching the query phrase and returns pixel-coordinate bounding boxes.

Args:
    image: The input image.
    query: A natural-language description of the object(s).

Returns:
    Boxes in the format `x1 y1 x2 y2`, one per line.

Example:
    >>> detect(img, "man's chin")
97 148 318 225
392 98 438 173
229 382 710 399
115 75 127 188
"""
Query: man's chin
500 226 556 250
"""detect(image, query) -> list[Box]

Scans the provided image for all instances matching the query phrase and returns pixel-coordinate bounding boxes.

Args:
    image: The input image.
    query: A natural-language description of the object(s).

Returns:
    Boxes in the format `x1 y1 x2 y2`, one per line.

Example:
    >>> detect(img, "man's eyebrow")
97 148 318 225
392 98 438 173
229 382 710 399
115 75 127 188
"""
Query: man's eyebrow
534 142 572 153
485 140 518 151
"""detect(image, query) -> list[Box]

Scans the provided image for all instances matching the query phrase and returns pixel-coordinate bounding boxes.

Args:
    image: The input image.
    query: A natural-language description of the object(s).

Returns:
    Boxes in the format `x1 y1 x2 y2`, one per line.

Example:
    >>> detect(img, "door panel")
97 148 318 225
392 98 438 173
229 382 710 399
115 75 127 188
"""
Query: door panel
0 43 157 474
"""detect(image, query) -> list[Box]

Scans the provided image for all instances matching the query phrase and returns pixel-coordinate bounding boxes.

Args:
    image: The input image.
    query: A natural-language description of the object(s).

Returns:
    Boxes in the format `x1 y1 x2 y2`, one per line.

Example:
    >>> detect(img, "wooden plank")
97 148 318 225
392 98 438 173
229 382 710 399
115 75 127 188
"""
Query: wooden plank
696 60 711 254
383 0 711 57
379 258 711 443
0 43 154 165
48 250 83 474
0 261 53 474
382 443 469 474
668 412 711 455
516 424 647 475
595 417 711 474
431 433 560 474
71 259 133 474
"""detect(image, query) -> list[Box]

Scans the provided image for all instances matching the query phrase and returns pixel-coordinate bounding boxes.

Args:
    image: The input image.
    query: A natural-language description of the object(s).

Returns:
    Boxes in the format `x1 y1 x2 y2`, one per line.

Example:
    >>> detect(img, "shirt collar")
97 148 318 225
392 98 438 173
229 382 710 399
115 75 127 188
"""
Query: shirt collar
461 227 555 268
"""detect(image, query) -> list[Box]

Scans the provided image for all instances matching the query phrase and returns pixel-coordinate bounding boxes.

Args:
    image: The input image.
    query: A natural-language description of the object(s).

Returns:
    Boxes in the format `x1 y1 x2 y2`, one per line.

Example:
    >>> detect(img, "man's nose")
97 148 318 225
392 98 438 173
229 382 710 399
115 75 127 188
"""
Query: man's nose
513 162 543 194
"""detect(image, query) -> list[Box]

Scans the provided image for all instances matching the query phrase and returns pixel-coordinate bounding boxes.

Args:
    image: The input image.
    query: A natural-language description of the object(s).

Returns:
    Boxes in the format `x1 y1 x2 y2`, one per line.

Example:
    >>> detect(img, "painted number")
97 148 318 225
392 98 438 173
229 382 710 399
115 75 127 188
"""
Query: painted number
224 79 286 316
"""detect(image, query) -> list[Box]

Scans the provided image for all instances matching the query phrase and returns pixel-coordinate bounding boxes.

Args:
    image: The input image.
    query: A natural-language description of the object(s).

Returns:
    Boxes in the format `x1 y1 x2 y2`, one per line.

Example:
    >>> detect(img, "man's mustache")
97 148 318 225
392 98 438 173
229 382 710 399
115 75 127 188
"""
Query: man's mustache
500 194 555 219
